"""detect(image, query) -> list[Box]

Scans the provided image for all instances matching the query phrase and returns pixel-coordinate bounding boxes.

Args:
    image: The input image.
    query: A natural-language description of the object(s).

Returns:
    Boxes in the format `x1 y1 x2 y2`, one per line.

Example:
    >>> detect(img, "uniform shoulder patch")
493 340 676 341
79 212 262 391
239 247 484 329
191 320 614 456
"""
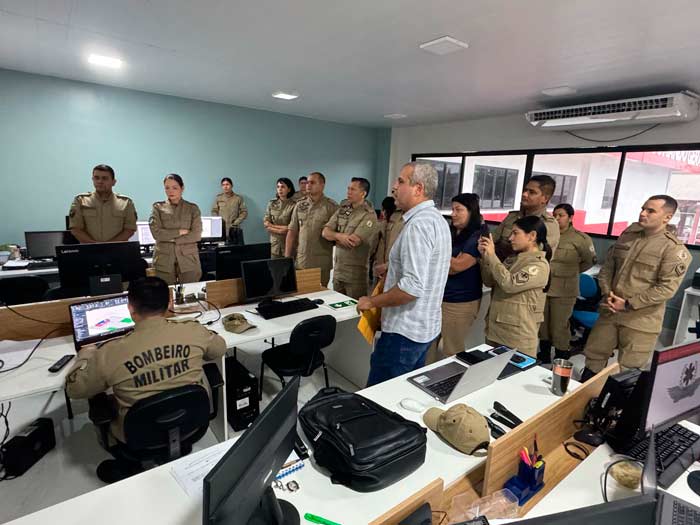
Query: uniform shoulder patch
514 270 530 284
676 263 688 277
527 265 540 276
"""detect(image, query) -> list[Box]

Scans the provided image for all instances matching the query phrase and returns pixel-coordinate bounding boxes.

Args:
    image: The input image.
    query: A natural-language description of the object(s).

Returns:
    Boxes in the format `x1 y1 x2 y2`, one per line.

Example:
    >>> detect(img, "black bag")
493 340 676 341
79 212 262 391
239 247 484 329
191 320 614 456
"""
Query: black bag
299 387 427 492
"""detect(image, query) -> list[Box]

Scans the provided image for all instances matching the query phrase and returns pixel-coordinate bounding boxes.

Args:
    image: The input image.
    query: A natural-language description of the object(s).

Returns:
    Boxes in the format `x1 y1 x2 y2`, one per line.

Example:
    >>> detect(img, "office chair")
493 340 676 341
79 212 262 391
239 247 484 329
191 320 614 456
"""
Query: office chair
89 362 224 483
0 276 49 305
570 273 602 352
259 315 336 398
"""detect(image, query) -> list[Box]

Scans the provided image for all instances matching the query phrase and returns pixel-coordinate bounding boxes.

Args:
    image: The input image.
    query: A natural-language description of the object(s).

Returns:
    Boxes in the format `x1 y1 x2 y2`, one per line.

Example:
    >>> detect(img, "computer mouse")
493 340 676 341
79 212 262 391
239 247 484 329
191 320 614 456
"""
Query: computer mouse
399 398 427 413
573 425 605 446
313 298 324 305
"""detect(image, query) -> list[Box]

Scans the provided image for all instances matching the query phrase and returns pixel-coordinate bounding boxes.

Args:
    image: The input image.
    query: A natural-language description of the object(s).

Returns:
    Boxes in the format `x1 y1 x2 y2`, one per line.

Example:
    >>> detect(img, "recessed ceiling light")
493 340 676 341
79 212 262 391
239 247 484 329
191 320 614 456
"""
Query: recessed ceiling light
384 113 407 120
419 36 469 56
541 86 578 97
87 53 123 69
272 91 299 100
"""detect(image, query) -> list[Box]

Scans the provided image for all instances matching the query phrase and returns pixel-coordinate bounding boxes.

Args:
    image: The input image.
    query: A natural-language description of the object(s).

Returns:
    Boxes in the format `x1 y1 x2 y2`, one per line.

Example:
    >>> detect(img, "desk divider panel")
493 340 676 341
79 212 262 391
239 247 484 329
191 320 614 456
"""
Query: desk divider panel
369 478 444 525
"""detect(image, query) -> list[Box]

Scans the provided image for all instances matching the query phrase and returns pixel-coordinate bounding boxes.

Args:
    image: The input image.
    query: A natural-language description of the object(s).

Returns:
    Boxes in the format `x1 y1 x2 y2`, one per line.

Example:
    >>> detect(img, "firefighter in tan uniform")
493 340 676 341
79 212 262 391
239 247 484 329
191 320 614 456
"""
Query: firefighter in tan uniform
291 176 308 202
479 216 552 357
263 177 297 257
149 174 203 284
322 178 377 299
539 204 597 363
69 164 137 243
211 177 247 245
285 172 339 286
373 196 404 281
582 196 690 378
492 175 560 261
65 277 226 481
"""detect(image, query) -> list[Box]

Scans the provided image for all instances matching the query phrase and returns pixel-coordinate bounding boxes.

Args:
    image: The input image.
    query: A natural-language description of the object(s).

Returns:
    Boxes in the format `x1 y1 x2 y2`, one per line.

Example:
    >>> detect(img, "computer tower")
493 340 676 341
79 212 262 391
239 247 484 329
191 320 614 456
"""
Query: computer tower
225 357 260 431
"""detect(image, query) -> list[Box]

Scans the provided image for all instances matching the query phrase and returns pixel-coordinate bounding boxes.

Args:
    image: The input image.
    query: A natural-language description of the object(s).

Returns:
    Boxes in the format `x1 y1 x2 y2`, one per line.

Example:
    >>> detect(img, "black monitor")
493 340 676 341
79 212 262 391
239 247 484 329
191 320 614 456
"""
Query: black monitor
25 230 78 260
516 495 656 525
215 243 271 280
241 258 297 302
69 294 135 350
203 376 300 525
56 242 146 295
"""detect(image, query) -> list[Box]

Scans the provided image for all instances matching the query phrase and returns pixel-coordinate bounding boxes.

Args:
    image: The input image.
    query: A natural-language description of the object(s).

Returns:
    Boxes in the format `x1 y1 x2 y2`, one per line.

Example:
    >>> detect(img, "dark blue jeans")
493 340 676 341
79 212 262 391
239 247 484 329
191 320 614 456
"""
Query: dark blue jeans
366 332 434 387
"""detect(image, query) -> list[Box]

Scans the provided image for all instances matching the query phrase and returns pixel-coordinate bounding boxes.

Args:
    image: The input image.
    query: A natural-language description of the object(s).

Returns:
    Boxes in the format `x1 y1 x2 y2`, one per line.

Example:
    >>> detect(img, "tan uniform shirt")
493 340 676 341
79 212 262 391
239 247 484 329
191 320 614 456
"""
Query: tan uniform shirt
288 195 339 272
65 317 226 442
69 191 137 242
597 223 690 333
149 200 203 275
291 192 307 203
324 199 378 282
374 211 404 266
264 198 297 257
211 192 247 229
481 250 550 355
492 209 560 261
547 225 597 298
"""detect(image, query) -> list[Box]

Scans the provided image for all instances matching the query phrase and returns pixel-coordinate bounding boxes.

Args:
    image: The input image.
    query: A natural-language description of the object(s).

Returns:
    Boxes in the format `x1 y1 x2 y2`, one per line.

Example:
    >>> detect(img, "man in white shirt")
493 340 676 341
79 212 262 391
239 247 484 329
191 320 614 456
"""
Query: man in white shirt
358 162 451 386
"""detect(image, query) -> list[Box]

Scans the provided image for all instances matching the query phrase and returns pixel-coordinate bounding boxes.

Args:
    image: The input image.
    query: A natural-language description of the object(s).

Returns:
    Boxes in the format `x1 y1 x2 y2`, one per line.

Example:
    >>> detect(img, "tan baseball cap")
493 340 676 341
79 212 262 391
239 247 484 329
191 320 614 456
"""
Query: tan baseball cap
222 313 255 334
423 404 490 455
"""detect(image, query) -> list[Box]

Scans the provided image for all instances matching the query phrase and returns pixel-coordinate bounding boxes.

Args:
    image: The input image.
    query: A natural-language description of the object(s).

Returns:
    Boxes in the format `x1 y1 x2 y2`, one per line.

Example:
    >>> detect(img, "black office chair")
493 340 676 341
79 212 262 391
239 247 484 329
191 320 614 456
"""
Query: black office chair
89 362 224 483
259 315 336 398
0 276 49 305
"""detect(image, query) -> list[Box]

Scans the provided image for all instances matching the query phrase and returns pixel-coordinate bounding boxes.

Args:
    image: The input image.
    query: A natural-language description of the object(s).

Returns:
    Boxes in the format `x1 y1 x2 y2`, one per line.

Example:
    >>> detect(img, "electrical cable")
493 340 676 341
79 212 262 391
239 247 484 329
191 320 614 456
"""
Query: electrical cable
197 299 222 326
564 123 660 143
0 300 70 326
0 327 62 373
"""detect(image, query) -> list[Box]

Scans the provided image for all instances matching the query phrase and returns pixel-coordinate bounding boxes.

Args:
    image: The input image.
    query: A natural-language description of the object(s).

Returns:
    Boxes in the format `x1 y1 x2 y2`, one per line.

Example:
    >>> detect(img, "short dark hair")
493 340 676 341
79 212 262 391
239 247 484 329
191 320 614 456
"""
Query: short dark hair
128 277 169 315
528 175 556 200
164 173 184 188
309 172 325 184
221 177 233 185
276 177 295 198
351 177 370 196
381 196 397 217
93 164 115 179
553 203 575 217
298 176 308 183
648 194 678 214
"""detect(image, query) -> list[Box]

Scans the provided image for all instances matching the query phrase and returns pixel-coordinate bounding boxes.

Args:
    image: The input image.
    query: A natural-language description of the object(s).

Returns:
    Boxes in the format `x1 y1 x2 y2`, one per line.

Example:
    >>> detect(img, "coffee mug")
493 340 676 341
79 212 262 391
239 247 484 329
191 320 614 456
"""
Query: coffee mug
551 358 573 396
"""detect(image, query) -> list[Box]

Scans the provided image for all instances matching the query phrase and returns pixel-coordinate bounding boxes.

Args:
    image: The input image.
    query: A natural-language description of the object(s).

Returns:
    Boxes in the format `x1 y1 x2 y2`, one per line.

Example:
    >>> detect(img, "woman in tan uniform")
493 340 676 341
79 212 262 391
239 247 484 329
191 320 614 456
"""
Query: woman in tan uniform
372 196 404 281
538 203 596 363
149 174 203 284
478 216 552 357
263 177 297 258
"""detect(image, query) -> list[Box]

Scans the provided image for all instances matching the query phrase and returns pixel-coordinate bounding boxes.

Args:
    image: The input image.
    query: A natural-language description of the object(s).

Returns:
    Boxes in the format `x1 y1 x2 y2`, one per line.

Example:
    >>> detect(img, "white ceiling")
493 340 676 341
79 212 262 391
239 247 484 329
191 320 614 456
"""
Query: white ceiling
2 0 700 127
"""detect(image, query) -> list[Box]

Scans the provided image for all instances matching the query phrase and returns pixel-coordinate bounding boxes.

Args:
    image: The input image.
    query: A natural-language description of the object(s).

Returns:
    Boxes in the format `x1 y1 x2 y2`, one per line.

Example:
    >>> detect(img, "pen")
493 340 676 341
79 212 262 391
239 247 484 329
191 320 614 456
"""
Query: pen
304 513 342 525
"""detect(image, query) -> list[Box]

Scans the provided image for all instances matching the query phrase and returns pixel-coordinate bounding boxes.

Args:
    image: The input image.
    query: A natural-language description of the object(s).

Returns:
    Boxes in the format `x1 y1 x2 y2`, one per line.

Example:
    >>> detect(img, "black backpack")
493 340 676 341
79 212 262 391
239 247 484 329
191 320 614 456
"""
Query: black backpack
299 387 427 492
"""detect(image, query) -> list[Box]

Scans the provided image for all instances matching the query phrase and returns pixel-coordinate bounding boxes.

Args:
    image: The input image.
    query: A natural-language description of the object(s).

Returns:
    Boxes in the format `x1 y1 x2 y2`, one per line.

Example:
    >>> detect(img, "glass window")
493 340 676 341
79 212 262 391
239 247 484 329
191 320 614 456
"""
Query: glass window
612 150 700 242
532 153 623 235
415 157 462 211
601 179 616 209
462 155 528 221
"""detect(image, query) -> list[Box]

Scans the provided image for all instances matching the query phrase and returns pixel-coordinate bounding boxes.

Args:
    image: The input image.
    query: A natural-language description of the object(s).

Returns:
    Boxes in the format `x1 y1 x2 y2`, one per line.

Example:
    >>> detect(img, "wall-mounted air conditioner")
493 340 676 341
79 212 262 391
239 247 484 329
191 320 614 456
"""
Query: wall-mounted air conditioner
525 91 699 130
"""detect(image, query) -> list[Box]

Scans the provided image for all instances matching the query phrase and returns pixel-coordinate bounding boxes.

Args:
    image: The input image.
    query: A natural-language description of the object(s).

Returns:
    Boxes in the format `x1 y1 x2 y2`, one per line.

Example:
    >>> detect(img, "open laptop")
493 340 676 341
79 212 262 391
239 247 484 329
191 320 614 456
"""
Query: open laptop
69 294 135 350
407 349 514 403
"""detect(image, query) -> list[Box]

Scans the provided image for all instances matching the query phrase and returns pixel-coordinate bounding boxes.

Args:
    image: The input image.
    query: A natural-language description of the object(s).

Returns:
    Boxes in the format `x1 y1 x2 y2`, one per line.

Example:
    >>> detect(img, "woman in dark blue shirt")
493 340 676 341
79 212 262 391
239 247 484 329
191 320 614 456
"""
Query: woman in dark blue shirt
426 193 483 364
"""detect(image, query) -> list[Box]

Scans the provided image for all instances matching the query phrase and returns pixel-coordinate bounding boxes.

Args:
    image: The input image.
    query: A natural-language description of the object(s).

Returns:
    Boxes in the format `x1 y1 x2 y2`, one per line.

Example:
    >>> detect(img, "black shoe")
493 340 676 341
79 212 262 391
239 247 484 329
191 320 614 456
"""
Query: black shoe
580 367 596 383
96 459 140 484
537 340 552 364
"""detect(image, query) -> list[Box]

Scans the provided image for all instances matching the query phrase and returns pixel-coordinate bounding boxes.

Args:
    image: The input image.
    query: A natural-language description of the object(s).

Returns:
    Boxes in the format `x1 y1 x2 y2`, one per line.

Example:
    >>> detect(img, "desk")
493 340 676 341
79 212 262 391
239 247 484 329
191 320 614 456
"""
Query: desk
5 349 571 525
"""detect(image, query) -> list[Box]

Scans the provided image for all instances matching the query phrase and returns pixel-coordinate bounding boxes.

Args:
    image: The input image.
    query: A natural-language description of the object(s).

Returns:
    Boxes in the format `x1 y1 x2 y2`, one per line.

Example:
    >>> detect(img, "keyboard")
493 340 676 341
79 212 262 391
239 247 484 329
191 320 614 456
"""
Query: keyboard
623 424 700 488
256 298 319 319
26 260 57 270
673 499 700 525
427 373 464 398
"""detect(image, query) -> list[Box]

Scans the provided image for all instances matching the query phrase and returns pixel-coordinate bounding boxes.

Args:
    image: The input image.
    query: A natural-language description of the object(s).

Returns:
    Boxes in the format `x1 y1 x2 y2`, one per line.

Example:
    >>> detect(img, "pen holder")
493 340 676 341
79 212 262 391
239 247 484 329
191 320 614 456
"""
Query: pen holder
503 459 545 505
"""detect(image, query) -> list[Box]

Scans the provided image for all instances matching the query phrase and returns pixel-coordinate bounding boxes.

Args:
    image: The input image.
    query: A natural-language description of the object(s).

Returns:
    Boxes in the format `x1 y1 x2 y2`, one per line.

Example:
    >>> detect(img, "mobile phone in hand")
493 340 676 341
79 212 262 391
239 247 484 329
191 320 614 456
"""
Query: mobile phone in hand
479 223 490 238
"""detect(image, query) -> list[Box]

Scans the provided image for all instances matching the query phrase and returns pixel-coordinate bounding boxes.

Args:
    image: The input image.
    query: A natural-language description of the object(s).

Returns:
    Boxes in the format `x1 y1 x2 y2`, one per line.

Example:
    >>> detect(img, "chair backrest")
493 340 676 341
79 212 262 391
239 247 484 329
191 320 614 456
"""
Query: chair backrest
289 314 337 360
0 276 49 305
123 384 210 454
579 273 599 299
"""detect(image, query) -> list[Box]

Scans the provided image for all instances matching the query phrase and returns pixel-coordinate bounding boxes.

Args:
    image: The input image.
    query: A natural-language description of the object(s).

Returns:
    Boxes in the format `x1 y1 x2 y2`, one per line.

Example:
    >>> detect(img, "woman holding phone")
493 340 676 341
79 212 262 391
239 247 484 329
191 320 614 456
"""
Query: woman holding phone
478 215 551 357
426 193 483 363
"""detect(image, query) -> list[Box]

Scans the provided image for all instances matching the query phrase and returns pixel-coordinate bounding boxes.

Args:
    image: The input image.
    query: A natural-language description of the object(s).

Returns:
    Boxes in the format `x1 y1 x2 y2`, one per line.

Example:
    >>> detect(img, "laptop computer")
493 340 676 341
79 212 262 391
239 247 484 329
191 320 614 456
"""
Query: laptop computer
407 349 515 404
68 294 135 350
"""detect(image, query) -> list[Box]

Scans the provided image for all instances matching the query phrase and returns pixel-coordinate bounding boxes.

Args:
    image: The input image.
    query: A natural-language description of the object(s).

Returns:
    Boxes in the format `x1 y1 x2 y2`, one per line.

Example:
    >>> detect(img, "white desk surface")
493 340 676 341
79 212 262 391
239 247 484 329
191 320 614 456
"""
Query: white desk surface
6 349 572 525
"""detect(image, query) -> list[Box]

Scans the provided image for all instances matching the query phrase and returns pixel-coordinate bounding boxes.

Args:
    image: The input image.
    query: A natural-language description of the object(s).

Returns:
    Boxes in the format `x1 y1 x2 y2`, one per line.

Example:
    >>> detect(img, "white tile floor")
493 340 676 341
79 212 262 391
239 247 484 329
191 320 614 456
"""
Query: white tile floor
0 347 360 524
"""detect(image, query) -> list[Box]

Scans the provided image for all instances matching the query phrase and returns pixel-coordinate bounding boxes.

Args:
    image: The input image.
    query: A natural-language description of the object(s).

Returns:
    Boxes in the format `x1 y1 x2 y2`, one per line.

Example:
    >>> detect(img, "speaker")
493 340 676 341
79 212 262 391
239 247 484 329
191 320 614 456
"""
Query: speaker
225 357 260 431
1 418 56 477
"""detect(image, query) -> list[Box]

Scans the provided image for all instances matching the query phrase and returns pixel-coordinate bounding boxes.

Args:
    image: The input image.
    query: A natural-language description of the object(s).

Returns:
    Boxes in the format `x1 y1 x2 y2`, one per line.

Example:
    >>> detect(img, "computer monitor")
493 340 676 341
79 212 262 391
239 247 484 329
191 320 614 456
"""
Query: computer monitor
24 231 78 259
201 216 224 241
128 221 156 246
203 376 300 525
215 243 271 280
516 495 657 525
241 258 297 302
56 242 146 295
69 294 135 350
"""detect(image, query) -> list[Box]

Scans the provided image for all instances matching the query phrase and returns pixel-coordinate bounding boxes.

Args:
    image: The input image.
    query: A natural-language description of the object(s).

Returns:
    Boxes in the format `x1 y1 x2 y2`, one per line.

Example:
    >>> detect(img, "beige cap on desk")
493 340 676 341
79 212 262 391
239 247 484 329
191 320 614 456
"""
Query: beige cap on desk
423 404 490 455
223 313 255 334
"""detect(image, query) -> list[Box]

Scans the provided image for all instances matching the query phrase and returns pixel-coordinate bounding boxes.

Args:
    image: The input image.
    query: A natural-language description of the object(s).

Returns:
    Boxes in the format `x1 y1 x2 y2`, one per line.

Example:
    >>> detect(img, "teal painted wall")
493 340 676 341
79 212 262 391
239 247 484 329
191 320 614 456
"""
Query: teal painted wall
0 69 390 245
